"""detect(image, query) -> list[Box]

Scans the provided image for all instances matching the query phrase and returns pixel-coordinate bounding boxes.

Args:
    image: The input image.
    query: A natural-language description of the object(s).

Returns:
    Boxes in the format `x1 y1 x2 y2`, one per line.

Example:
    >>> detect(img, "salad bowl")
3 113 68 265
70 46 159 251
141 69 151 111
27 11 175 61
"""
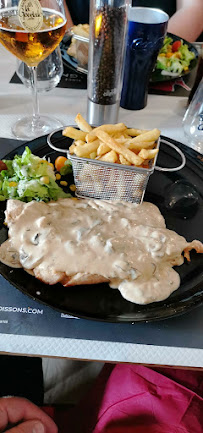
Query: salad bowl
150 32 199 82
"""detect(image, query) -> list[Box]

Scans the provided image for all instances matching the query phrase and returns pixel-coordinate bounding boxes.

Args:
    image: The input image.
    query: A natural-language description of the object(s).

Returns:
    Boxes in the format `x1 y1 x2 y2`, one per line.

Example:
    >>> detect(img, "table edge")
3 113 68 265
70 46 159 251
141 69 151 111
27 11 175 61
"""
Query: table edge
0 334 202 368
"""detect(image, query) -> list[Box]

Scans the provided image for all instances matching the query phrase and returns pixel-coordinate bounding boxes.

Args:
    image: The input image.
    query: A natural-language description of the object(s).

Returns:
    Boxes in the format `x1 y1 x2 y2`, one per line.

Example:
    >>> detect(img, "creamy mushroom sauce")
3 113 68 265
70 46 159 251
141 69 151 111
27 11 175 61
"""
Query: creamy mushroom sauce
0 198 192 304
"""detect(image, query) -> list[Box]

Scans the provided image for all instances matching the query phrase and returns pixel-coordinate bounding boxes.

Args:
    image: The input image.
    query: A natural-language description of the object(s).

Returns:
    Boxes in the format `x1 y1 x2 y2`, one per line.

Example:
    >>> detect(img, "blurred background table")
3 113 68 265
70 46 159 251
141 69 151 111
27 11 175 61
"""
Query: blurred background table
0 44 195 145
0 43 202 369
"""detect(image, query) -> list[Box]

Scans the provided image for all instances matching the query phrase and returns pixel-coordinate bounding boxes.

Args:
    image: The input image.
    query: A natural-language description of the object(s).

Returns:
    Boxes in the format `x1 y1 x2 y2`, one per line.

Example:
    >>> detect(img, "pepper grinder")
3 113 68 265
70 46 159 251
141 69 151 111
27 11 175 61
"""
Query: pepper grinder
87 0 130 125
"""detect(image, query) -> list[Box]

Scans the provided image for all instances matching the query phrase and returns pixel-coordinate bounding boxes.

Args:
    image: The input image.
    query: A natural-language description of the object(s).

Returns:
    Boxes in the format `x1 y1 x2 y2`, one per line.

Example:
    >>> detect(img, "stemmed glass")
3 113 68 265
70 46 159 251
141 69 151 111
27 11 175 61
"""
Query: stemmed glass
183 78 203 154
16 45 63 92
0 0 66 139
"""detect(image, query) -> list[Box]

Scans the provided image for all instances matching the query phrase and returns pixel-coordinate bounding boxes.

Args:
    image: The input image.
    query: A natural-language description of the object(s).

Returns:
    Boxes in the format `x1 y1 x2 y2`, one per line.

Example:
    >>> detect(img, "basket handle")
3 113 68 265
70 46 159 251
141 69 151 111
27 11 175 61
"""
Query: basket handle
47 131 186 172
155 138 186 172
47 128 69 154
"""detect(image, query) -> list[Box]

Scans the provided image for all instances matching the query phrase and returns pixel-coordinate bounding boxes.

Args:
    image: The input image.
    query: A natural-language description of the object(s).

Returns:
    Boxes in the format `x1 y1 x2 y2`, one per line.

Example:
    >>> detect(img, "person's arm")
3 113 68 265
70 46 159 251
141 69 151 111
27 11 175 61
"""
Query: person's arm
168 0 203 41
64 2 74 29
0 397 58 433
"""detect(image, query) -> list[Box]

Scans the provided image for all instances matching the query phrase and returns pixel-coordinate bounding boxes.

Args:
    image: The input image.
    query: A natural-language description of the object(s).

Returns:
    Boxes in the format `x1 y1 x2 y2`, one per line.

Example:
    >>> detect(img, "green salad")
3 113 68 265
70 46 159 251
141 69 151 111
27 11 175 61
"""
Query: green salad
0 147 71 202
156 36 196 75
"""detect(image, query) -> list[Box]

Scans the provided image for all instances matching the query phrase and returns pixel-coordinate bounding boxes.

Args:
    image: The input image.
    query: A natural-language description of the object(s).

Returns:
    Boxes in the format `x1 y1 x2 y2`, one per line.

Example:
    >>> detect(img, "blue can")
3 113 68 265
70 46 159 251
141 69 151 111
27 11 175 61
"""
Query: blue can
120 7 168 110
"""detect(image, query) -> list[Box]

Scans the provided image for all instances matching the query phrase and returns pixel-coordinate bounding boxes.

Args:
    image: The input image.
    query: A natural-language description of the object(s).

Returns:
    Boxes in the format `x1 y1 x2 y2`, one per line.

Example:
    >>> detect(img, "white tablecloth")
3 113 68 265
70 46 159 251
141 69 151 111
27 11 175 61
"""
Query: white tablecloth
0 44 202 368
0 45 189 146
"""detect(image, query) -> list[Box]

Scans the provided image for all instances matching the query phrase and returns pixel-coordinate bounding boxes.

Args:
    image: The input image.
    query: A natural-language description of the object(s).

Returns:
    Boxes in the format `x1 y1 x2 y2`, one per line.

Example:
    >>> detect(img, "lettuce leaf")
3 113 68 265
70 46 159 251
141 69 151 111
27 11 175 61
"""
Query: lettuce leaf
0 147 71 202
156 38 196 75
179 43 195 63
12 147 56 180
156 56 169 70
59 159 72 176
160 36 173 54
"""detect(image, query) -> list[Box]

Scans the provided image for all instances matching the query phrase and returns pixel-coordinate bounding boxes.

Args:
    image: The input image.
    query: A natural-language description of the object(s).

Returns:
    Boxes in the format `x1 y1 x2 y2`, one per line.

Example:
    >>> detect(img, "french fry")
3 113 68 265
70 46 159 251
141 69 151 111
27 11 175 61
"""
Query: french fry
69 144 76 154
138 149 159 160
97 142 111 156
99 150 118 163
96 130 144 166
74 139 100 157
126 128 148 136
67 39 76 57
119 154 131 165
75 113 92 133
82 24 90 33
90 152 97 159
63 113 161 168
112 136 155 151
62 126 87 141
72 24 89 38
86 123 127 142
126 140 156 151
129 128 161 143
74 140 86 146
113 135 129 144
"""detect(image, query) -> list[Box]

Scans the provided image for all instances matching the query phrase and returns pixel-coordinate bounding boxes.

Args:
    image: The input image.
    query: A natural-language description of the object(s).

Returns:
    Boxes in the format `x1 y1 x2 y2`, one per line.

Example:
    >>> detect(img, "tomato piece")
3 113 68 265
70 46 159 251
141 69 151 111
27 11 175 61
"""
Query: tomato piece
55 156 67 171
172 40 181 52
0 160 7 172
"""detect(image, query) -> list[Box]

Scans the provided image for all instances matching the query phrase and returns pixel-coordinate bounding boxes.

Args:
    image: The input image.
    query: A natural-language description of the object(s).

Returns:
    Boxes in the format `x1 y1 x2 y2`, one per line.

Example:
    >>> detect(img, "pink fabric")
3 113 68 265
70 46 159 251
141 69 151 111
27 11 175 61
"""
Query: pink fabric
64 364 203 433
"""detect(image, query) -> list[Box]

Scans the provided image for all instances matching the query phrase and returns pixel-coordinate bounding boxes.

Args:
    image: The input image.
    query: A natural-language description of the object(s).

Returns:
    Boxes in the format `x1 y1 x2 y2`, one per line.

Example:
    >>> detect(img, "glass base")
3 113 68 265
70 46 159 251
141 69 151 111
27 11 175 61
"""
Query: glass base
12 115 63 140
184 130 203 155
186 140 203 155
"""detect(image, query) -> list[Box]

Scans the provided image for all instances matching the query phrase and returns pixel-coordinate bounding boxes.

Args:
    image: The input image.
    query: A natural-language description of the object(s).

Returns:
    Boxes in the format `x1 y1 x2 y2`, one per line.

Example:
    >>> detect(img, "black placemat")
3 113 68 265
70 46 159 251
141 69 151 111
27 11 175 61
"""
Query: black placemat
10 63 87 90
10 60 197 96
11 69 193 95
0 276 203 349
0 138 25 159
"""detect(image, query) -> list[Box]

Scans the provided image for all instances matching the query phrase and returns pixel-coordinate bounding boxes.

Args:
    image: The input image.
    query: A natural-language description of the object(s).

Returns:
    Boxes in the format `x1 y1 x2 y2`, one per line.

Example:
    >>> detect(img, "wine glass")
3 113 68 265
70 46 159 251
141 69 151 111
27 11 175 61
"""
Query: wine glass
183 78 203 154
0 0 66 140
16 45 63 92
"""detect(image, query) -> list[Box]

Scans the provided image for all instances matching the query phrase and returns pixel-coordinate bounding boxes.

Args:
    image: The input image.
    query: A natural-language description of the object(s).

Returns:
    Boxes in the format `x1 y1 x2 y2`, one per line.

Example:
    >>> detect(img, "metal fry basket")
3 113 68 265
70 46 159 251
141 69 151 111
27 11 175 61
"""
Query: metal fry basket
47 131 186 204
68 153 156 203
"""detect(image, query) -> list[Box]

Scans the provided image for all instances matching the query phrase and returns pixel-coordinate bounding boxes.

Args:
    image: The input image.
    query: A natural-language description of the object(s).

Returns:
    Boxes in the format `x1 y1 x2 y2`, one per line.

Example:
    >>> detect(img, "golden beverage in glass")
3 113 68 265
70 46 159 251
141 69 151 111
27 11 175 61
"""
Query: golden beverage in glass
0 8 66 66
0 0 66 139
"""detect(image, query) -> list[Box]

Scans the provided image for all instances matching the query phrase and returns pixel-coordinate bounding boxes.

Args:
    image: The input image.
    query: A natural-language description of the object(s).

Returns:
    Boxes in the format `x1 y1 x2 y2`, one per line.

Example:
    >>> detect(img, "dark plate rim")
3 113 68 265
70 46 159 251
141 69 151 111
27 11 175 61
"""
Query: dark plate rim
0 134 202 323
